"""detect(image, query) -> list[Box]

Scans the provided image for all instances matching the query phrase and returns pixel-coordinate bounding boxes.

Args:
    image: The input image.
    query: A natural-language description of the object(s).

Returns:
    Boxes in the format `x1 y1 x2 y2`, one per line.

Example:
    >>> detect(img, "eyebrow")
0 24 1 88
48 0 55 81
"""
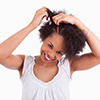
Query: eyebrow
49 41 54 47
49 41 64 53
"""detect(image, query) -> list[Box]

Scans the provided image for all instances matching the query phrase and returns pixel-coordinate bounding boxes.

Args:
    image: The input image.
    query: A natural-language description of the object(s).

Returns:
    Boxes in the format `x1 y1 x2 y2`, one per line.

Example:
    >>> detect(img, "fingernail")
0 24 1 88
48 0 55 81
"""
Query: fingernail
49 21 52 25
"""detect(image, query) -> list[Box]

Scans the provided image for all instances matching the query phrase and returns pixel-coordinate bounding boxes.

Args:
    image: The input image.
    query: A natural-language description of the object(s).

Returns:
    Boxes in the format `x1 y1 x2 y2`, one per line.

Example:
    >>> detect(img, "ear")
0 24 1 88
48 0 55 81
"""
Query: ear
40 39 44 43
42 39 44 41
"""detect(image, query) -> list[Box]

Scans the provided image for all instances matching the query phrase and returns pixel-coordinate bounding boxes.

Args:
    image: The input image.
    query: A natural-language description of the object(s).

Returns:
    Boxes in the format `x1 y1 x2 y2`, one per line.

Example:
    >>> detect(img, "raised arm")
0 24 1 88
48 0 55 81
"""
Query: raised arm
71 18 100 71
52 13 100 74
0 25 33 70
0 7 48 71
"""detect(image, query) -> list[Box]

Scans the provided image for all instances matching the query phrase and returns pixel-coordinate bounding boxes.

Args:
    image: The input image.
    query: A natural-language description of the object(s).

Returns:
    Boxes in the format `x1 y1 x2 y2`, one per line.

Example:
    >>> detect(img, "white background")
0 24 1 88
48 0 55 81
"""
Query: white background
0 0 100 100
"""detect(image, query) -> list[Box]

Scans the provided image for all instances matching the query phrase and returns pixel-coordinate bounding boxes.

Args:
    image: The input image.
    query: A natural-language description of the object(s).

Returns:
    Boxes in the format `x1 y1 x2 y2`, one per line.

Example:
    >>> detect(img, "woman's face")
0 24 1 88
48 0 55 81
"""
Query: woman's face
40 32 65 63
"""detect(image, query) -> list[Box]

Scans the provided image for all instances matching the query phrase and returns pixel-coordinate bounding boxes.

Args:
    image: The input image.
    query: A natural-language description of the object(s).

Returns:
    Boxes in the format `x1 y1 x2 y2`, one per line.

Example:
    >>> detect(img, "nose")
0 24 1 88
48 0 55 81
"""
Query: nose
48 51 56 60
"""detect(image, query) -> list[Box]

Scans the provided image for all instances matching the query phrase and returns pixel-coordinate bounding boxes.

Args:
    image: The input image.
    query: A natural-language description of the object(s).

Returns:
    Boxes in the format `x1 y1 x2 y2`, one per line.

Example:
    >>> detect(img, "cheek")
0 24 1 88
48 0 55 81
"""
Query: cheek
40 43 48 53
56 55 63 60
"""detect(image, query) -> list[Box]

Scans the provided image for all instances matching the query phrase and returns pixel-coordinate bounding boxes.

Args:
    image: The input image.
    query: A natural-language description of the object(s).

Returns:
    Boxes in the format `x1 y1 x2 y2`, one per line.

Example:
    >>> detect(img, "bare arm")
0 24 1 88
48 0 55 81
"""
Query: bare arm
71 19 100 72
0 25 33 70
75 19 100 59
0 7 48 71
52 13 100 73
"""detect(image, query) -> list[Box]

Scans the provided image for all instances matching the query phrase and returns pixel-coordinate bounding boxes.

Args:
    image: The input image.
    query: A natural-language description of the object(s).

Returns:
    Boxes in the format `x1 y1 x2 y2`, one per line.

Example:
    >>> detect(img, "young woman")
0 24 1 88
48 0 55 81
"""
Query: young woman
0 7 100 100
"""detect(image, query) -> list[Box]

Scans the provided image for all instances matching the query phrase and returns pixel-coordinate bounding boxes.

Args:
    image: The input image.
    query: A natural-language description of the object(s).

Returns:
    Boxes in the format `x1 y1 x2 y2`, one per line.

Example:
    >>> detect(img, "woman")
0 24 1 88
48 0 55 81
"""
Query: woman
0 7 100 100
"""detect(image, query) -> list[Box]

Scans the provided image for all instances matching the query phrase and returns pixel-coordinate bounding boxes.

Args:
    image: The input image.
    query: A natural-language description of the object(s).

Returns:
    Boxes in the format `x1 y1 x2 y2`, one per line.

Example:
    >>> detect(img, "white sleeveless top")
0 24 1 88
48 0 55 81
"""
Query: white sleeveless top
21 55 71 100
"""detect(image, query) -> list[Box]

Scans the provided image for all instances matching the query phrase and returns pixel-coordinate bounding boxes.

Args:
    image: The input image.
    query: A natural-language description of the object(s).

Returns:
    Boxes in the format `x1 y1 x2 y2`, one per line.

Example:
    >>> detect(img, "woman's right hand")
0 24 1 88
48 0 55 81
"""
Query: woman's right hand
29 7 48 29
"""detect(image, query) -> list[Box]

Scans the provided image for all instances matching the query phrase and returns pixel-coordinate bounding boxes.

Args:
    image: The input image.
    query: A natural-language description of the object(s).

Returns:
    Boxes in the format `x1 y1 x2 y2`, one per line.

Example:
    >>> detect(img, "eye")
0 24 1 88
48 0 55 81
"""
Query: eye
56 51 63 55
48 44 53 49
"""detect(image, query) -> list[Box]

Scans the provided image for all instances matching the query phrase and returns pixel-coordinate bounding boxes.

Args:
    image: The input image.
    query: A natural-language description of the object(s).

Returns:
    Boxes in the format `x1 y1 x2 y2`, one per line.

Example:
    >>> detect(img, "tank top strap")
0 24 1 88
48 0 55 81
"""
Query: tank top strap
22 55 35 76
58 57 70 78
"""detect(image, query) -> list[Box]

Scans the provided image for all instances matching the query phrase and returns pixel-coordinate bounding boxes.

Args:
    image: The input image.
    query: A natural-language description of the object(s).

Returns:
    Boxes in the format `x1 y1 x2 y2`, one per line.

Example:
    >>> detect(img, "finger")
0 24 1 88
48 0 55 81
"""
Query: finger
52 13 64 19
39 7 50 20
40 7 48 18
39 6 47 10
52 13 65 25
40 11 48 20
57 17 66 24
43 11 48 20
52 15 62 25
37 6 47 14
52 15 61 21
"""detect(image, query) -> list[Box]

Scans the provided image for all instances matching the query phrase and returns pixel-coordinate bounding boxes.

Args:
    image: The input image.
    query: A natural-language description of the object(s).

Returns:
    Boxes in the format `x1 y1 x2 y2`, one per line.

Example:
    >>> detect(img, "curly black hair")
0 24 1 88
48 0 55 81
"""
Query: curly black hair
39 8 86 60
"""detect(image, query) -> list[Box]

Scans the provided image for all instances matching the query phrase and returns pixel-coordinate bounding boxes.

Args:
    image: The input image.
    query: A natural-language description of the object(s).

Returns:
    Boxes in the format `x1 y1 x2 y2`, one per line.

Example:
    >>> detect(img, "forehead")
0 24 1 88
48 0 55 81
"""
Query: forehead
45 33 64 49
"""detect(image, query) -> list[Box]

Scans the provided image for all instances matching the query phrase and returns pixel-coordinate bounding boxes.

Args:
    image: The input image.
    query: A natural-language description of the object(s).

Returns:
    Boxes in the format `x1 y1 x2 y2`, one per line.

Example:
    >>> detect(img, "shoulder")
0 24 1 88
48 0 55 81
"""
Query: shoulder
60 56 78 78
59 57 71 67
59 57 71 77
19 55 35 78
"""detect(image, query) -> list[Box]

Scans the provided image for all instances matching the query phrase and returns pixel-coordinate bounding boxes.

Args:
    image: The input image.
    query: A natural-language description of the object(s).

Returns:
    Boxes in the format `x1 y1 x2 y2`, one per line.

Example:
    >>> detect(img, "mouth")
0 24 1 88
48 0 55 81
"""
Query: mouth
43 53 53 61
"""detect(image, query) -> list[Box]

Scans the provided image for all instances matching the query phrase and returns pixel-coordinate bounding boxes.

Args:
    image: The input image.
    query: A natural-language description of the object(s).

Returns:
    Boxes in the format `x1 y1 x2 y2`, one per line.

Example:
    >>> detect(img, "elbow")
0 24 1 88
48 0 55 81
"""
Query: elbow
99 56 100 64
0 55 4 63
97 55 100 64
93 52 100 61
0 50 7 62
91 53 100 64
97 53 100 61
0 51 3 61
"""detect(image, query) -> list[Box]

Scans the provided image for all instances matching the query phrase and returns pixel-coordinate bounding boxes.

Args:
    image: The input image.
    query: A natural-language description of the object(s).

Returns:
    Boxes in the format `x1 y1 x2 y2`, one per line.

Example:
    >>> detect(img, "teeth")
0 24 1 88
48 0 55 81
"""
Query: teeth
45 54 51 60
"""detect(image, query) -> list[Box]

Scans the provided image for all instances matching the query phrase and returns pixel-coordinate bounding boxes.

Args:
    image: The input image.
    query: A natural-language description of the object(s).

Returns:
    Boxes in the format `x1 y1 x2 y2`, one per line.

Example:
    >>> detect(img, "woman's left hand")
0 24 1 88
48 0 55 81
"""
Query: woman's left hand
52 13 77 25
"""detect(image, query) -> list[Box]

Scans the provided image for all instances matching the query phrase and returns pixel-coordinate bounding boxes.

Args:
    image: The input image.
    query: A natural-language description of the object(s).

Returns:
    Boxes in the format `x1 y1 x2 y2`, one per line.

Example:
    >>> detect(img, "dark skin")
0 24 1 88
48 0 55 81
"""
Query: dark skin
33 33 65 82
0 7 100 82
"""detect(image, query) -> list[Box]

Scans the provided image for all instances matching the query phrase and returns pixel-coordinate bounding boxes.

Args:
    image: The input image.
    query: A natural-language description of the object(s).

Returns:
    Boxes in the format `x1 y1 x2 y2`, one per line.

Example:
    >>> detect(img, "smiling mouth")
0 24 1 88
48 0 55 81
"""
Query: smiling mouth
44 53 53 61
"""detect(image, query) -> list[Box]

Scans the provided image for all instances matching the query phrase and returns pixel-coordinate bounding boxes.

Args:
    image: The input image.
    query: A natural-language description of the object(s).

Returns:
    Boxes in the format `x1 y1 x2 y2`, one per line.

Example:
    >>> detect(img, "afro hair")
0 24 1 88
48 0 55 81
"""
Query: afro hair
39 8 86 59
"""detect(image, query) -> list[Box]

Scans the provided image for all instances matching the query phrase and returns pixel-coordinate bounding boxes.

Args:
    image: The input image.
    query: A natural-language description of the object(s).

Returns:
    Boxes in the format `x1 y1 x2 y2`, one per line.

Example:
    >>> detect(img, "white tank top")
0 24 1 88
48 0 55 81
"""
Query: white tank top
21 55 71 100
